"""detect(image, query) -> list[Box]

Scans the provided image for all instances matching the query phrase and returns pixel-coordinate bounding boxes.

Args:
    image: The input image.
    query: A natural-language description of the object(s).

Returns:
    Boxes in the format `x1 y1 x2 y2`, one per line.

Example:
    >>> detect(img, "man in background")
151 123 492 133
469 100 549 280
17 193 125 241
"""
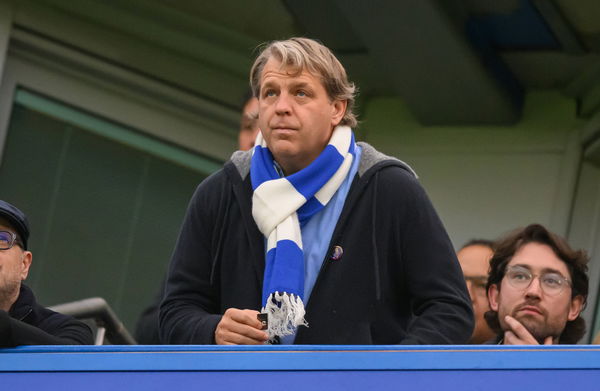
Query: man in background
485 224 588 344
238 95 260 151
457 239 496 344
0 200 93 346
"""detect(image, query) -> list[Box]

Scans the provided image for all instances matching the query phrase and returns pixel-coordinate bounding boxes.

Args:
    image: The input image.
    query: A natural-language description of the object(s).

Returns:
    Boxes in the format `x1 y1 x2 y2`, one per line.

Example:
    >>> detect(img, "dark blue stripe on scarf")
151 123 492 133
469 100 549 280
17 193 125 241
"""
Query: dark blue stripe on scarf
250 145 278 191
262 240 304 304
297 197 323 225
287 144 344 200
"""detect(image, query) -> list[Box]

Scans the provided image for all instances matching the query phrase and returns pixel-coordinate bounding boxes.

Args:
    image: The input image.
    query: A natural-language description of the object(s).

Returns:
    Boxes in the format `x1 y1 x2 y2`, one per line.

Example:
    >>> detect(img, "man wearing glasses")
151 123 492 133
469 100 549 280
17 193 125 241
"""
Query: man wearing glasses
0 200 93 346
457 239 496 344
485 224 588 345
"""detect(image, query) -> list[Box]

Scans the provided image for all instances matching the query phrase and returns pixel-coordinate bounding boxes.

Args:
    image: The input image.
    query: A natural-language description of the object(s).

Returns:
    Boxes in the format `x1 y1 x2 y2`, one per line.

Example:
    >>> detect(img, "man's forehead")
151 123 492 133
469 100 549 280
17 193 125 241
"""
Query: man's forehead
507 249 570 276
457 244 492 276
261 70 316 85
507 262 564 273
260 58 319 84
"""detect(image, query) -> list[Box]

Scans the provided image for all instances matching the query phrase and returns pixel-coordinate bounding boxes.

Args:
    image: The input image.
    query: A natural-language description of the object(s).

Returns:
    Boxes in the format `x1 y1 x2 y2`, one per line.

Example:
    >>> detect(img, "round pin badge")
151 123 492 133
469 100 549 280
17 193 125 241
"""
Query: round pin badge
331 245 343 261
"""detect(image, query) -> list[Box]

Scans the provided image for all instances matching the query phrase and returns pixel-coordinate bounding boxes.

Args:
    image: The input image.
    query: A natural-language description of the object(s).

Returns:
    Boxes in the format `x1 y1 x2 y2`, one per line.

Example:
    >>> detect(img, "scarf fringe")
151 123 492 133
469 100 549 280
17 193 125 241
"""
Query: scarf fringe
262 292 308 339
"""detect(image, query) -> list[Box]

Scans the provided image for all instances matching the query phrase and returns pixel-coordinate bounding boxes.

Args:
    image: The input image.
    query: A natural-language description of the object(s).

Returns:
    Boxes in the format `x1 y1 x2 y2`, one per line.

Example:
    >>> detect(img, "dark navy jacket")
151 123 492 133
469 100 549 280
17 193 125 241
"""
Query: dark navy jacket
160 143 473 345
0 284 93 347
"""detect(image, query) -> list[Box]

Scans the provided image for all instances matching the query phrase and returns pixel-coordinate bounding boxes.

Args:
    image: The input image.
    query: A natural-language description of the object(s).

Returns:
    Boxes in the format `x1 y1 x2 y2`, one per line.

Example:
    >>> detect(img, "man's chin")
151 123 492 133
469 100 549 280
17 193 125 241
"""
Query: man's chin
515 313 540 326
514 316 550 343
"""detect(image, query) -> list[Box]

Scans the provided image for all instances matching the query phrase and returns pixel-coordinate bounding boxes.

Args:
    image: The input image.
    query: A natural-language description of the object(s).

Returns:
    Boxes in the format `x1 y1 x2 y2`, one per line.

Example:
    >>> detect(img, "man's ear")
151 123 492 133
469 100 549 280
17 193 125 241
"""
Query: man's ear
330 100 347 127
567 295 584 321
20 251 32 281
488 284 500 311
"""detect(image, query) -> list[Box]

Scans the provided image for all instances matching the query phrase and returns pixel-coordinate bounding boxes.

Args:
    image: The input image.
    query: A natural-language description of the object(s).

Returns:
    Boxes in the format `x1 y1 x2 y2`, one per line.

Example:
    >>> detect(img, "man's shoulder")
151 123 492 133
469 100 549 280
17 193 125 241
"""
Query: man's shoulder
13 285 61 326
198 151 251 190
229 149 252 179
357 142 417 179
185 157 251 215
355 143 420 193
12 285 78 330
8 284 94 345
9 284 36 319
350 144 432 210
192 159 244 197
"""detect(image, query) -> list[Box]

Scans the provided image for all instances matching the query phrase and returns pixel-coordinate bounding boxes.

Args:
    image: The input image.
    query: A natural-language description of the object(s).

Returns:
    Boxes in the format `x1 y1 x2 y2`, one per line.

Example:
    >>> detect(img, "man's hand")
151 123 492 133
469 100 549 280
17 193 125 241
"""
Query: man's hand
215 308 269 345
503 315 553 345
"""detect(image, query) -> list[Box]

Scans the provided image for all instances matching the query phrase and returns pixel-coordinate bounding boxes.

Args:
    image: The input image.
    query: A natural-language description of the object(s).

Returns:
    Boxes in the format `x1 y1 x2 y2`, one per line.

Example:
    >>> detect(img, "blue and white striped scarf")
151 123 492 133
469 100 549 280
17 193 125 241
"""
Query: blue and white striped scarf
251 125 356 339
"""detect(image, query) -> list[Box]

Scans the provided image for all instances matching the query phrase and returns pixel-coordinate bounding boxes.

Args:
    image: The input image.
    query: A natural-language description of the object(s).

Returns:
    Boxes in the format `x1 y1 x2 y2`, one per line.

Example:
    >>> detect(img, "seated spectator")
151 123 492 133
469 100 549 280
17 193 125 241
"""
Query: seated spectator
457 239 496 344
0 200 93 347
485 224 588 345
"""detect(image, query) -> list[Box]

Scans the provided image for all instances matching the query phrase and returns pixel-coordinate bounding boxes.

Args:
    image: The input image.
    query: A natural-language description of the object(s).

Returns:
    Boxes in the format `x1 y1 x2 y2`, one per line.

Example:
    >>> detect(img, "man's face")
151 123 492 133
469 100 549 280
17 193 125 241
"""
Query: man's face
457 244 495 344
488 242 583 343
0 222 32 311
257 58 347 175
238 97 260 151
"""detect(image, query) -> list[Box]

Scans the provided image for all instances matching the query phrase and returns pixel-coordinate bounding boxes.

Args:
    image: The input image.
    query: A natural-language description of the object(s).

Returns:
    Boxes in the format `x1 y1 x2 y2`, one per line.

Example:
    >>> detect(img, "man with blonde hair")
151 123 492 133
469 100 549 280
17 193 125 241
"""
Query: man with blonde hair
160 38 472 345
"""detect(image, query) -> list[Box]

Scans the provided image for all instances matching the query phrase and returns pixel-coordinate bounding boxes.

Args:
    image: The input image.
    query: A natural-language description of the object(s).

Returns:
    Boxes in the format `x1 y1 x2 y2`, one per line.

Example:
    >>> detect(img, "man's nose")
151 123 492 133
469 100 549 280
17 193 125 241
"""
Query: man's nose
524 276 543 298
274 92 292 115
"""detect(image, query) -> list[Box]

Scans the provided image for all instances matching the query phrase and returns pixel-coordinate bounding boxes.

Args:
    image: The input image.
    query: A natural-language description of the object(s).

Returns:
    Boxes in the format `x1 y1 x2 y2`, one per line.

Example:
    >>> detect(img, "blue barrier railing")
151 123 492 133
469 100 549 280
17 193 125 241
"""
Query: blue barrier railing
1 345 599 390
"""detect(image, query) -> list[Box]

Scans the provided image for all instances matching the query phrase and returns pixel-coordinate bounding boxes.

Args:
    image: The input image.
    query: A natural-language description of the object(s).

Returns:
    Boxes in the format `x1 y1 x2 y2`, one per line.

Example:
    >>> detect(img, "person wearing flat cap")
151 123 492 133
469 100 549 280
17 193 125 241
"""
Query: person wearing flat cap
0 200 93 347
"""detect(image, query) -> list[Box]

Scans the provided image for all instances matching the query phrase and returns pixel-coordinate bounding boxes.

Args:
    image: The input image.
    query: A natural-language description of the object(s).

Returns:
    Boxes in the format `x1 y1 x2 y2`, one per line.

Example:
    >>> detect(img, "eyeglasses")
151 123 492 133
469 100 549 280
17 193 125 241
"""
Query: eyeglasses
0 230 22 250
464 276 488 292
505 265 571 296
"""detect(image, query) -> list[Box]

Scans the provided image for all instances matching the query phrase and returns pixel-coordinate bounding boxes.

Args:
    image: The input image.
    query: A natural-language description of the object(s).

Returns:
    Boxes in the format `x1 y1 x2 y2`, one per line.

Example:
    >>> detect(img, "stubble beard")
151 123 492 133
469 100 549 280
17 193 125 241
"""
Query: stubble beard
514 313 558 344
0 276 20 311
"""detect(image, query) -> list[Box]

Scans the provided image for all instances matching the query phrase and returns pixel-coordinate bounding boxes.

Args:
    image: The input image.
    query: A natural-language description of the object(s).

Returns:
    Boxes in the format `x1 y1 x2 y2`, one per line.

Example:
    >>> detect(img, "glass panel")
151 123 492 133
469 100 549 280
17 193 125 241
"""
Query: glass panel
0 89 215 330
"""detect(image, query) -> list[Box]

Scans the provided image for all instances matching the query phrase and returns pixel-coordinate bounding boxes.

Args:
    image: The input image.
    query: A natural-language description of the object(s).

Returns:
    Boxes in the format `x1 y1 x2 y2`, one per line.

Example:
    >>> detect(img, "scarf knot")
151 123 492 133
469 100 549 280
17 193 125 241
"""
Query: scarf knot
250 125 356 340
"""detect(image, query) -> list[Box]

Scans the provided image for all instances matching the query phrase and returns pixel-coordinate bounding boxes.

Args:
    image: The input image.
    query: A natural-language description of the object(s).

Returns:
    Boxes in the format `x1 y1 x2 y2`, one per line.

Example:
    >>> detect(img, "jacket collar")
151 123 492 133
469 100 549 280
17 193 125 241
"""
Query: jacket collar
229 141 417 181
9 284 34 321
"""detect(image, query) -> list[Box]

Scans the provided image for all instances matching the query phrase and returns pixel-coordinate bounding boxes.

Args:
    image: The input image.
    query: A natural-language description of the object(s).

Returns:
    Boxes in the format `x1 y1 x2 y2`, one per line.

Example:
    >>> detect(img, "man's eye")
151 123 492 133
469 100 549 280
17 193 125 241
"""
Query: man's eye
543 275 563 287
263 90 276 98
513 272 529 281
296 90 306 97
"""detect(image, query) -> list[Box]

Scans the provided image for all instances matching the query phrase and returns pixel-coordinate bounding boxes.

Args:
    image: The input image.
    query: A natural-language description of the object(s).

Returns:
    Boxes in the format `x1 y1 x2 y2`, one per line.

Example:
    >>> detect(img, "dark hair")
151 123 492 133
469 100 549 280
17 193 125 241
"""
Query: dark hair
460 238 495 251
484 224 589 343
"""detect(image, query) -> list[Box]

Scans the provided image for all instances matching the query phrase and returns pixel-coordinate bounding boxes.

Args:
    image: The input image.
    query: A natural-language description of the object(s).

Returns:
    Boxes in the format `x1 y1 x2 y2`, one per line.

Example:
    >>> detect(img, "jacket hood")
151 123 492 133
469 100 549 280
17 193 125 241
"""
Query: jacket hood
229 141 417 181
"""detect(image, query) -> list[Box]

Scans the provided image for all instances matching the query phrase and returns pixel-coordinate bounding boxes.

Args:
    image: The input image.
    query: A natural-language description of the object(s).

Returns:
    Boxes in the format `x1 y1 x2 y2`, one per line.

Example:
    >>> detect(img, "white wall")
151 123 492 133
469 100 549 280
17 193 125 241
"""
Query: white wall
361 92 584 249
